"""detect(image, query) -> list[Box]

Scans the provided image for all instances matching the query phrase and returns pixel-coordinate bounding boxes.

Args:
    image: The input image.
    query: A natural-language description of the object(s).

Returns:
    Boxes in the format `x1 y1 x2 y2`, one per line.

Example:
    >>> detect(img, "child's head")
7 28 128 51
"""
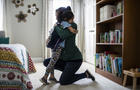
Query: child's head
56 7 65 23
56 6 72 23
62 11 74 23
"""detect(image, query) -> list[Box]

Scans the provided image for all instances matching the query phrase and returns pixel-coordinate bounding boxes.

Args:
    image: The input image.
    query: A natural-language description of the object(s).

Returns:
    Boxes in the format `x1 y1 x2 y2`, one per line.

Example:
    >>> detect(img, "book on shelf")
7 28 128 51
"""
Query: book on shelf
99 30 122 43
117 1 123 15
95 52 122 77
99 1 123 21
100 5 116 21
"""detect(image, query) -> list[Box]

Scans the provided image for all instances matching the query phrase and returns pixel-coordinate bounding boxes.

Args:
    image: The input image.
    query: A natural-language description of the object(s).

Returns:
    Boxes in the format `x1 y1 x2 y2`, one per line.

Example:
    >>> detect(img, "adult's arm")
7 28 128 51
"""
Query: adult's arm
55 23 77 39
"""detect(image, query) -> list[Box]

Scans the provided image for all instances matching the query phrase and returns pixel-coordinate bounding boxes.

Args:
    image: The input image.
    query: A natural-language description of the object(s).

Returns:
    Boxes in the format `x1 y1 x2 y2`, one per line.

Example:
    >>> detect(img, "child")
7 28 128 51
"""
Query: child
40 11 78 85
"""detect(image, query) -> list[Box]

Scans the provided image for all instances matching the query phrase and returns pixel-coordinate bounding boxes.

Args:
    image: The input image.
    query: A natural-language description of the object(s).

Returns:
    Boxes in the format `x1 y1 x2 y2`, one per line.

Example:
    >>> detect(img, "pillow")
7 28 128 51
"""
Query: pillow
0 37 9 44
0 31 5 37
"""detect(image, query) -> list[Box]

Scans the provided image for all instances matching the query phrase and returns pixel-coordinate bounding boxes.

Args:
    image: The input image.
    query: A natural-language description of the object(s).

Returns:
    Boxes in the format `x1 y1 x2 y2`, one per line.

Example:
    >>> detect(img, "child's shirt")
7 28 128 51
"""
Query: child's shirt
61 21 71 29
58 21 71 48
47 21 71 49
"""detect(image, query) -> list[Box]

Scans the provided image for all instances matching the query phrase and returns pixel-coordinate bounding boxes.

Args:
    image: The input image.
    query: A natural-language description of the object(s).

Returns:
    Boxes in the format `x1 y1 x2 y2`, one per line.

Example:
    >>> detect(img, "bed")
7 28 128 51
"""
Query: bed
0 31 36 90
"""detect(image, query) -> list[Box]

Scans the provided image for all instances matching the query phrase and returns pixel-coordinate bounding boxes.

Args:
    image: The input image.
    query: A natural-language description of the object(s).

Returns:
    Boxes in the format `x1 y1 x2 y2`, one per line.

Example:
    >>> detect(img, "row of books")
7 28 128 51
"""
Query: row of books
100 1 123 21
96 53 122 77
100 30 122 43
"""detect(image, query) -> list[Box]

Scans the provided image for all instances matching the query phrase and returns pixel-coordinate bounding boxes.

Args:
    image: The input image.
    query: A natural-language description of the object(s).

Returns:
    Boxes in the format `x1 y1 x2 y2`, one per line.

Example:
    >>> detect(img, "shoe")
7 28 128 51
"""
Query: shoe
49 77 59 83
40 77 49 85
85 70 95 81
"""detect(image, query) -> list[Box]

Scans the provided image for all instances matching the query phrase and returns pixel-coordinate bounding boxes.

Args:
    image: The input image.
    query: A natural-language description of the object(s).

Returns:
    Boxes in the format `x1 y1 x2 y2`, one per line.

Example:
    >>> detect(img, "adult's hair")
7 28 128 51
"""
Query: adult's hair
62 11 74 21
66 6 72 11
56 6 72 23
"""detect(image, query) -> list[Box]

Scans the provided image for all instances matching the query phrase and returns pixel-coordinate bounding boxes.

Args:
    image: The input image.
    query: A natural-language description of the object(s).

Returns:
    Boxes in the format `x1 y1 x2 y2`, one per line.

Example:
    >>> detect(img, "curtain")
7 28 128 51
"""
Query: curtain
42 0 53 58
0 0 7 37
42 0 47 59
0 0 4 31
71 0 86 60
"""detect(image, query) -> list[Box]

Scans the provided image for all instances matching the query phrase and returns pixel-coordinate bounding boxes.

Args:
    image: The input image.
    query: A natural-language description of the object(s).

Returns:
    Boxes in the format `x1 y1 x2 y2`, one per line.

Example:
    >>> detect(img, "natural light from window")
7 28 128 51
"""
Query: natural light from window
52 0 72 24
0 0 4 31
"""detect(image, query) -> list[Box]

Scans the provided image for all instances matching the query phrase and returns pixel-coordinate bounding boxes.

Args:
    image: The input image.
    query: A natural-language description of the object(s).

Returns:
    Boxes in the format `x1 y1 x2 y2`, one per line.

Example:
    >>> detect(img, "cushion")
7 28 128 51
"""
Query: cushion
0 37 9 44
0 31 5 37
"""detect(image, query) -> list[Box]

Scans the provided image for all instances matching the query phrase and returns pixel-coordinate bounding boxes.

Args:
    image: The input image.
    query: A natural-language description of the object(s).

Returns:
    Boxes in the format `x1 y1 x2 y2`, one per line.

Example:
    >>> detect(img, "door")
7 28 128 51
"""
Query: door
84 0 96 64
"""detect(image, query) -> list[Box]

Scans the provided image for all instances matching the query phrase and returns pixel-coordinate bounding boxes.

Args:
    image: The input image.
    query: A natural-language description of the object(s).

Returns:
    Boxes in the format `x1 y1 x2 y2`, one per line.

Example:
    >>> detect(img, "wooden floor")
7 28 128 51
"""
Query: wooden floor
29 62 140 90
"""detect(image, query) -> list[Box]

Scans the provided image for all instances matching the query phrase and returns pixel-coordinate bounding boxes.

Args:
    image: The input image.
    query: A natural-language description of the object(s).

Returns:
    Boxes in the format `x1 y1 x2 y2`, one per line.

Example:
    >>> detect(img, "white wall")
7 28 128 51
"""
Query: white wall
6 0 44 59
83 0 96 64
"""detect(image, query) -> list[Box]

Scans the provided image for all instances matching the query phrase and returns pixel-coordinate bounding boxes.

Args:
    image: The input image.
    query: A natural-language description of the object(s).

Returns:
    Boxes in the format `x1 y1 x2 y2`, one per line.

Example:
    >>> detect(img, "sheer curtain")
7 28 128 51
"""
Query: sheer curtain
42 0 53 58
0 0 7 37
71 0 85 60
0 0 4 31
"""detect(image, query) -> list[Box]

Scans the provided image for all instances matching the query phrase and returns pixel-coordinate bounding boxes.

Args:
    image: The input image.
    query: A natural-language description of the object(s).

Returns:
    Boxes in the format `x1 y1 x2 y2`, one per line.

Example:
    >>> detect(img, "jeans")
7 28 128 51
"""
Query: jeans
43 59 87 85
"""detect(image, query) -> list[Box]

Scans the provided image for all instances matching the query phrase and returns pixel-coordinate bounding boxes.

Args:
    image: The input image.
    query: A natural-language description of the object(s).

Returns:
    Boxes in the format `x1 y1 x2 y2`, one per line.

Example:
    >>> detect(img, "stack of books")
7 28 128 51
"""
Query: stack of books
96 53 122 77
100 1 123 21
100 30 122 43
100 5 115 21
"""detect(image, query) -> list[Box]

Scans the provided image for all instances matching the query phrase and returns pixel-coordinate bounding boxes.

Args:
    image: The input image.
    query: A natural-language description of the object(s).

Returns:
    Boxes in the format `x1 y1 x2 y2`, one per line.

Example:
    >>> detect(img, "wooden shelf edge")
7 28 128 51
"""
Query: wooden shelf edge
96 43 123 45
96 0 105 5
96 0 115 6
96 14 123 24
95 68 123 85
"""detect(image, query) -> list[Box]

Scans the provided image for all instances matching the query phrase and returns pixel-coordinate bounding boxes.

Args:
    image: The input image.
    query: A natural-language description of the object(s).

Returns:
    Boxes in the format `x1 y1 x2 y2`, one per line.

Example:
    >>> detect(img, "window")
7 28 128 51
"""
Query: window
52 0 72 24
0 0 4 31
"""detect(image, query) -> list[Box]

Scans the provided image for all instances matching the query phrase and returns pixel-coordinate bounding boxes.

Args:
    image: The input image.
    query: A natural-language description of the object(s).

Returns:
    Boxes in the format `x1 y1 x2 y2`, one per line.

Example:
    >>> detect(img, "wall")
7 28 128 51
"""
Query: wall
83 0 96 64
6 0 44 59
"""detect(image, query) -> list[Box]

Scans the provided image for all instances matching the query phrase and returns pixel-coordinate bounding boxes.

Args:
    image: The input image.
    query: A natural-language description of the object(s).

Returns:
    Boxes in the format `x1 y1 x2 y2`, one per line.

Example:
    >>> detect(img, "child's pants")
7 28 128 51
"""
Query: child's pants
45 46 62 75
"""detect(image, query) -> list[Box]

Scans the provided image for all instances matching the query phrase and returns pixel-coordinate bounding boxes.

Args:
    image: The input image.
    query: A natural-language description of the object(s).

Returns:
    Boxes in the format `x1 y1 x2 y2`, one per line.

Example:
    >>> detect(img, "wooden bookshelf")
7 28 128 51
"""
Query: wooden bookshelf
96 43 123 46
96 14 123 24
96 68 122 85
96 0 140 85
96 0 116 6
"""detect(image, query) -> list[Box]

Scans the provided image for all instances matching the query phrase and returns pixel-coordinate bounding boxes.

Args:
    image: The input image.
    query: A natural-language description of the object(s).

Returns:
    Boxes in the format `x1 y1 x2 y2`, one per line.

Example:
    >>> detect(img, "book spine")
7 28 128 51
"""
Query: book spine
96 53 122 77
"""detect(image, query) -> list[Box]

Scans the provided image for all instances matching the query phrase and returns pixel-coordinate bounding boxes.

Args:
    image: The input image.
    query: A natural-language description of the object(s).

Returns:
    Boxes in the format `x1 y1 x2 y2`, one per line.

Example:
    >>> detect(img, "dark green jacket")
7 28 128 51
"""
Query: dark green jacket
54 22 83 61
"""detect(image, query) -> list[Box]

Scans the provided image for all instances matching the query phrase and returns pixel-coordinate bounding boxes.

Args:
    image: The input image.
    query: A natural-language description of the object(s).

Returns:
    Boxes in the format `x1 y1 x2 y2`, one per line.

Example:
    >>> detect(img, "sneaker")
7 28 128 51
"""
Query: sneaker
85 70 95 81
40 77 49 85
49 77 59 83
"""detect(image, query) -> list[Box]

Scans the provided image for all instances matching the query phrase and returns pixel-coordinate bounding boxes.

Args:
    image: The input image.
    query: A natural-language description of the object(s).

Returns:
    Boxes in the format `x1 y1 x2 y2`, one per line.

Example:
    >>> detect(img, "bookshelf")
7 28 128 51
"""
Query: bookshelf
95 0 140 85
96 0 115 6
96 43 123 46
96 14 123 24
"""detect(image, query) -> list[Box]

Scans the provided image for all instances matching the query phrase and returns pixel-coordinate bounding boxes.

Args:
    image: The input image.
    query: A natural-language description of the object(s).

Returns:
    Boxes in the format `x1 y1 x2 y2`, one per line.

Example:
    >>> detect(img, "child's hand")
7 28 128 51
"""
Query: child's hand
74 30 78 34
54 24 57 27
46 36 51 45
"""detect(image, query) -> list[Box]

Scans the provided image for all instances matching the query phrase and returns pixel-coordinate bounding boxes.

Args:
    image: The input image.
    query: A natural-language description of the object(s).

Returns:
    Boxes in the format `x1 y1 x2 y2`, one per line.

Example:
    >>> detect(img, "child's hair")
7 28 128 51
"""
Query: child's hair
56 7 65 23
62 11 74 22
56 6 72 23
